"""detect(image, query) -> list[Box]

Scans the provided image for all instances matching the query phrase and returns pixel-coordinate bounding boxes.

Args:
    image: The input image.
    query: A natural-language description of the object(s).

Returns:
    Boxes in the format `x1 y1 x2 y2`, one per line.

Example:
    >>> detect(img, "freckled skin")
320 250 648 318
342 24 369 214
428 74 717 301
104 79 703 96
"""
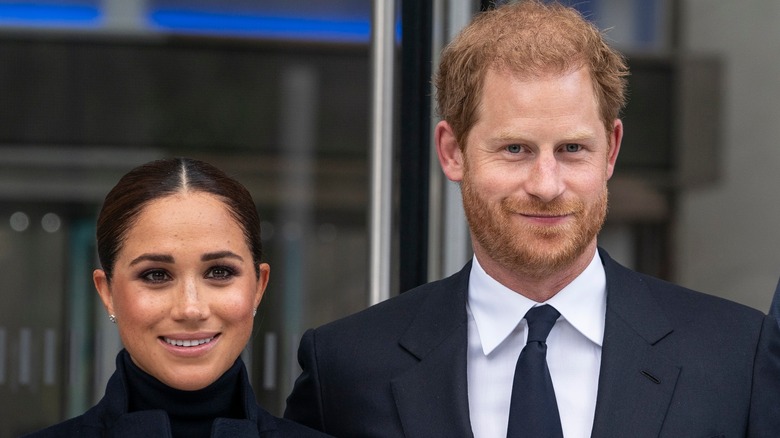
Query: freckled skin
93 192 269 391
436 67 623 301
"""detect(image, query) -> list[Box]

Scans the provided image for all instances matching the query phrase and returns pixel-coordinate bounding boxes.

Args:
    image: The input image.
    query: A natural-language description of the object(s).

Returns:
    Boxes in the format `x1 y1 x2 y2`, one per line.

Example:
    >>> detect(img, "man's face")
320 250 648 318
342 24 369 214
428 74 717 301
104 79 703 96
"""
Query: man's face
453 67 621 280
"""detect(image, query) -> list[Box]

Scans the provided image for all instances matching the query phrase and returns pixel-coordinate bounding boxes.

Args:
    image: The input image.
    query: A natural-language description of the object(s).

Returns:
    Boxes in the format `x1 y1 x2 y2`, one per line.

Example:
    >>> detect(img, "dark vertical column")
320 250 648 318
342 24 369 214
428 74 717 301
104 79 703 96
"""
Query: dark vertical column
398 0 433 292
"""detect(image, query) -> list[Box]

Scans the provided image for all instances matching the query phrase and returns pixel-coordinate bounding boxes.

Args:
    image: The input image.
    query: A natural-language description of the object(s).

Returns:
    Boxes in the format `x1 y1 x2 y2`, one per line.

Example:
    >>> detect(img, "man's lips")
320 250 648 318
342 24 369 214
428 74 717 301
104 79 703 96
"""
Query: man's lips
520 213 569 218
516 212 574 225
517 211 573 218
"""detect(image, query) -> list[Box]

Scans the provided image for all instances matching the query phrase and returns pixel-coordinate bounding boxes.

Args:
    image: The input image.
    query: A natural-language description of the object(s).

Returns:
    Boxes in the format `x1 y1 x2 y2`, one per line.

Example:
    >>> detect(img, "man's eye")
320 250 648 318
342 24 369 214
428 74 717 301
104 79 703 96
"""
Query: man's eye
564 143 582 152
506 144 522 153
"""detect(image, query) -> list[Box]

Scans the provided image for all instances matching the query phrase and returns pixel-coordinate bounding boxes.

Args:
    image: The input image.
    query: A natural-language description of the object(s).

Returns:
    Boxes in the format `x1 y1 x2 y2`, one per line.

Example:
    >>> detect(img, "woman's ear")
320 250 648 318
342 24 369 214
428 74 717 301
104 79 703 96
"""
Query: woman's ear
93 269 115 316
254 263 270 310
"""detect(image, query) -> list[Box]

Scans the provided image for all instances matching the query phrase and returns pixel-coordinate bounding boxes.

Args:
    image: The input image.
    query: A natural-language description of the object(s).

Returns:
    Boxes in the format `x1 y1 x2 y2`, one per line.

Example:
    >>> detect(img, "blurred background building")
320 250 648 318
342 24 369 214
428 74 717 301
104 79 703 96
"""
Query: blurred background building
0 0 777 436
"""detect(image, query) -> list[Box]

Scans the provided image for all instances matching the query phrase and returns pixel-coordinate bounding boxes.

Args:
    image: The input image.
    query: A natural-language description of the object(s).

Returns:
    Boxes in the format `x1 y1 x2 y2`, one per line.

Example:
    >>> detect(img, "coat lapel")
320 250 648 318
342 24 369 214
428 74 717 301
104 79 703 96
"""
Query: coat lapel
391 263 474 438
590 250 680 438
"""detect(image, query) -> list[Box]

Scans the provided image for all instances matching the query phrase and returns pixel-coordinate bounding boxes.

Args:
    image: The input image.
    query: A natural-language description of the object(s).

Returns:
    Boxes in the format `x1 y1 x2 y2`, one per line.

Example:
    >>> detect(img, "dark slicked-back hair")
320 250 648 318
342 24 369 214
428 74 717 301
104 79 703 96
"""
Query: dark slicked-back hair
96 157 262 280
435 0 629 149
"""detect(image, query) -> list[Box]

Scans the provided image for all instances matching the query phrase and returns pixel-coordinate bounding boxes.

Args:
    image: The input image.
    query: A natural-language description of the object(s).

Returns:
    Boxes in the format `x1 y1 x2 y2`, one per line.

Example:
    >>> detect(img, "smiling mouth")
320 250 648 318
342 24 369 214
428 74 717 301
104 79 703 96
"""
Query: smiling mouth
518 212 572 219
162 336 216 347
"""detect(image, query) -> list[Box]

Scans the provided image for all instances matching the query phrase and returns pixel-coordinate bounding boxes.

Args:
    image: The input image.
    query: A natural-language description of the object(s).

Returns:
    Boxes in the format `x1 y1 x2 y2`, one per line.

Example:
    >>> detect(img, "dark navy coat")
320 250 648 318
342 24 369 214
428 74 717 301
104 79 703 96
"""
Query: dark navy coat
24 353 329 438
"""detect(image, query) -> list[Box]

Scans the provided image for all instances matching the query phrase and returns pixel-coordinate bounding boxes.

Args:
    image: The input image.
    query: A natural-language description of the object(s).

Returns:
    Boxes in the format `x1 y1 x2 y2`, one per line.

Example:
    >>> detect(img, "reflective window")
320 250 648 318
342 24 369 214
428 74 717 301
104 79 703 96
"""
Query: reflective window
0 0 372 434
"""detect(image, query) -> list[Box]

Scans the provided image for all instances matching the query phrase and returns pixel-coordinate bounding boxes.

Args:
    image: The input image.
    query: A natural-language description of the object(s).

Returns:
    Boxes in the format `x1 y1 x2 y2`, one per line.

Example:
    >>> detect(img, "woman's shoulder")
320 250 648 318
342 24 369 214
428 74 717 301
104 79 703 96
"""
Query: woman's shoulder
271 417 334 437
19 415 101 438
256 406 333 437
28 413 332 438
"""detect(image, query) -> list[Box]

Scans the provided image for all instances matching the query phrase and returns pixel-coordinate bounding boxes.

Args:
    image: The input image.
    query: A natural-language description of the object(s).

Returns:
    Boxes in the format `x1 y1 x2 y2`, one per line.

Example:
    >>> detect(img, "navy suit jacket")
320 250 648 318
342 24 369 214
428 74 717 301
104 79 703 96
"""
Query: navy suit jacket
285 249 780 437
770 277 780 322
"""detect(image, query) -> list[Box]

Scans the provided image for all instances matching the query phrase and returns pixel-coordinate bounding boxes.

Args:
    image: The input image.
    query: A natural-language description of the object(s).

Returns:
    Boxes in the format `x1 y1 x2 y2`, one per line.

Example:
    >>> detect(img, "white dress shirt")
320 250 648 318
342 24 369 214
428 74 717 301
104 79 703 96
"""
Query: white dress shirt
466 252 607 438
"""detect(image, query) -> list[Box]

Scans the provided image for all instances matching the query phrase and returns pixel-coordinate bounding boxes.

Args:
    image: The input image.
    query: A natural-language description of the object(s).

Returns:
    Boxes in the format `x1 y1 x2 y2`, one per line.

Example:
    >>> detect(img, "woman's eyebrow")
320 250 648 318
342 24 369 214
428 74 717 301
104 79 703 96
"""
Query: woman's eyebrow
202 251 244 262
129 253 174 266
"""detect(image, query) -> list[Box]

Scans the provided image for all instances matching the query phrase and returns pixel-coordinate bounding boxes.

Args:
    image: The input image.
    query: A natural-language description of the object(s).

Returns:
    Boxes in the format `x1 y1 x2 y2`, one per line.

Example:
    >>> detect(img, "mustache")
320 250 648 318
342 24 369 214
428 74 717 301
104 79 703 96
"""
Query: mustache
501 197 583 216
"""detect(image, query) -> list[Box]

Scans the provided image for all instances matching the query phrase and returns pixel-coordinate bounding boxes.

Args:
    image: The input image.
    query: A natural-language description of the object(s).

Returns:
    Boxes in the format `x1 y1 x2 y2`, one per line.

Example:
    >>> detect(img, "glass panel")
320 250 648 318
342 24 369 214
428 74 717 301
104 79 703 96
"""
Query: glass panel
0 1 372 434
0 205 67 435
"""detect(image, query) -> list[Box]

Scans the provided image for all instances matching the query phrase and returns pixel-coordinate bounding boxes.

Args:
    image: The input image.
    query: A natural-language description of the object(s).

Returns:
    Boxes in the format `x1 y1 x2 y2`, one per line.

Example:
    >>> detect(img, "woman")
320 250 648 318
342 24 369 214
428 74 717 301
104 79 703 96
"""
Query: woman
25 158 329 437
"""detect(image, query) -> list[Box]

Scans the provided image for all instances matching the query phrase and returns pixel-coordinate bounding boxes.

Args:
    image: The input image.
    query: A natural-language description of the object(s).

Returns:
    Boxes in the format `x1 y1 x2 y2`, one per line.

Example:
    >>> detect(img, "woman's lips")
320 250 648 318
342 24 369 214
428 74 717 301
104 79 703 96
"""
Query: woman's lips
158 333 221 355
163 336 215 347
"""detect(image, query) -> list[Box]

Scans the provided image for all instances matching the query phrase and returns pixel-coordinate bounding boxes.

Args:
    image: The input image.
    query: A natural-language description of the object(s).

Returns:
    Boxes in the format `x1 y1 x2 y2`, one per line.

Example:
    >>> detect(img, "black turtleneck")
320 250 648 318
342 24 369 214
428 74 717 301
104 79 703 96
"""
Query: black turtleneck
122 350 246 438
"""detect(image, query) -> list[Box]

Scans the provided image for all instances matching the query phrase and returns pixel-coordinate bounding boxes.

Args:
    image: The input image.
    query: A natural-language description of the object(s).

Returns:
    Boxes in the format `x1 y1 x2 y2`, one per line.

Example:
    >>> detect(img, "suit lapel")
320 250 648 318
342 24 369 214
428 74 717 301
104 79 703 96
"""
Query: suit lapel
391 263 474 438
590 250 680 438
388 253 682 437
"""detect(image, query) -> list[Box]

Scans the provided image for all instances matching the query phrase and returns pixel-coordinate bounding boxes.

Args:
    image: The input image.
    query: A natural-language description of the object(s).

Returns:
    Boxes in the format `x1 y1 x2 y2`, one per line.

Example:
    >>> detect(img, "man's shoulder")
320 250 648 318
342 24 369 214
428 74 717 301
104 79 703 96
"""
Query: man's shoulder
635 268 763 319
312 264 470 339
318 277 455 332
605 253 766 330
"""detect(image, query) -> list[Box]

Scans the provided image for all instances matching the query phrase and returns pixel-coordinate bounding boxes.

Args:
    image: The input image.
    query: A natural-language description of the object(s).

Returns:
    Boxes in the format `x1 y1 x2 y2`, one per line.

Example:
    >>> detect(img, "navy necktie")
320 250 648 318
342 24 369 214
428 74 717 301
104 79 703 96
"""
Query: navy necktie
506 304 563 438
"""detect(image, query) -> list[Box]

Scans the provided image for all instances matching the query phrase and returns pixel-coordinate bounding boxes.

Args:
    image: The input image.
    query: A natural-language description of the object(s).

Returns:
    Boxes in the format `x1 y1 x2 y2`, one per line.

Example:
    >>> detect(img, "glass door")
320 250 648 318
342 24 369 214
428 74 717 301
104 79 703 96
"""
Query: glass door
0 1 375 434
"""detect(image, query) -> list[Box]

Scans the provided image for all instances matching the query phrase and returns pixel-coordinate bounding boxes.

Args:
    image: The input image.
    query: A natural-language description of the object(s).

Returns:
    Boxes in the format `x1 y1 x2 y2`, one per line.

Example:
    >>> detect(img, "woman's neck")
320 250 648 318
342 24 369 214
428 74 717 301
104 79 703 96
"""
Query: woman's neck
121 350 246 438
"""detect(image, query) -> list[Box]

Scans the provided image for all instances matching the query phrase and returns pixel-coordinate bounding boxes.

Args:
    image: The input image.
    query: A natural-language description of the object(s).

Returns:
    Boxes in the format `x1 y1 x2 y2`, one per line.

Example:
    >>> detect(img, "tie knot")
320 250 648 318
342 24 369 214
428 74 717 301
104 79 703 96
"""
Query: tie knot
524 304 560 343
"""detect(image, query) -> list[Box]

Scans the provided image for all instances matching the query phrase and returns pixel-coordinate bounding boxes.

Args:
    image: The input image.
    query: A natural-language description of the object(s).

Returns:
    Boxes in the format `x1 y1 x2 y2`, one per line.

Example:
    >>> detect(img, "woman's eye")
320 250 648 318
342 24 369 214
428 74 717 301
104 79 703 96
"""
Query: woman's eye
141 270 170 283
206 266 234 280
564 143 582 152
506 144 522 154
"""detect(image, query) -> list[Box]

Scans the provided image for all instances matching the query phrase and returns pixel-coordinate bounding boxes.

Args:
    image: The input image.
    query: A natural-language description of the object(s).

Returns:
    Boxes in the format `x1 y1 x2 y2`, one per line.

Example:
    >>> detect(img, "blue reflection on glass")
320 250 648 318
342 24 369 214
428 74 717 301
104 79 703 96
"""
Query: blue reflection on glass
0 2 375 43
0 3 100 27
149 8 370 43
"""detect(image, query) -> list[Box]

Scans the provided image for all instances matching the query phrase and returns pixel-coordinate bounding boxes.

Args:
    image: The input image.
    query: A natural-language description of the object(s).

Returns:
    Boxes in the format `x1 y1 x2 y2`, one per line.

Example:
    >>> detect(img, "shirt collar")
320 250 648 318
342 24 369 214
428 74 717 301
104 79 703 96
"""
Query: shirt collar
467 251 607 355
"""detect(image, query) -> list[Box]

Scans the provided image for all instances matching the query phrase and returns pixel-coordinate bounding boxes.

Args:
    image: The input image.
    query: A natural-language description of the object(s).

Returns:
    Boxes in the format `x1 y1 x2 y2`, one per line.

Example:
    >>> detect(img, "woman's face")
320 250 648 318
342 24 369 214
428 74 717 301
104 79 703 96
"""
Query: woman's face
94 191 269 391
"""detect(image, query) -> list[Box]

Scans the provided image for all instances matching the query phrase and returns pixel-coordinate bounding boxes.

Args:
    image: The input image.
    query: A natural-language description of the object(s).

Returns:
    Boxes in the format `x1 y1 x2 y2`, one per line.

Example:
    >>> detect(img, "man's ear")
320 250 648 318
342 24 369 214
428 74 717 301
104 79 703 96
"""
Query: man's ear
606 119 623 180
93 269 115 317
435 120 465 182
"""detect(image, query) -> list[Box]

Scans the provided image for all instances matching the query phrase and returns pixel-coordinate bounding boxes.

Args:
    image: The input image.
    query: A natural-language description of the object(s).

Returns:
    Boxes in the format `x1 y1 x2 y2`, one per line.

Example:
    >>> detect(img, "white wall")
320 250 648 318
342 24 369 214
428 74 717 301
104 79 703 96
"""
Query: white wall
677 1 780 311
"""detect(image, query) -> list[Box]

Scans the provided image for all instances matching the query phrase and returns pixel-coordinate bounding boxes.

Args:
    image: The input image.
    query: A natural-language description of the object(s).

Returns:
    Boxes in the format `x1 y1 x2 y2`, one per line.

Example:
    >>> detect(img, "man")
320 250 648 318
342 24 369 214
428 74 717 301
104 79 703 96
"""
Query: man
285 1 780 437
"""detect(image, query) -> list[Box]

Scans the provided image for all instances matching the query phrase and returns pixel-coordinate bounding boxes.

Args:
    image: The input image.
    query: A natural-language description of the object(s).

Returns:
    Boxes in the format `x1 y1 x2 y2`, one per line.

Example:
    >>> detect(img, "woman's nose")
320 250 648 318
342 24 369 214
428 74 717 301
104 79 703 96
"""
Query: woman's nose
171 278 210 321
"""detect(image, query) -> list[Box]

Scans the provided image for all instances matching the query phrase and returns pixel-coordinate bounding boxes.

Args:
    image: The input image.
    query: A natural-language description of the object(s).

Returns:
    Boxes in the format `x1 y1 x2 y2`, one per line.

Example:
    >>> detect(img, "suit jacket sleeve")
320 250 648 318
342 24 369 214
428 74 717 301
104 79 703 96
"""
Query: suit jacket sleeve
284 329 326 432
748 314 780 436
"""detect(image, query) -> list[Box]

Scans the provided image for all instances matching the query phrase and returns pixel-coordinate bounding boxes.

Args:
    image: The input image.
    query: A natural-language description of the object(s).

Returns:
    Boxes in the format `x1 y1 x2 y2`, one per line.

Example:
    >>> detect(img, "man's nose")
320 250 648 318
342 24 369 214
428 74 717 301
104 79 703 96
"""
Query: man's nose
524 151 564 202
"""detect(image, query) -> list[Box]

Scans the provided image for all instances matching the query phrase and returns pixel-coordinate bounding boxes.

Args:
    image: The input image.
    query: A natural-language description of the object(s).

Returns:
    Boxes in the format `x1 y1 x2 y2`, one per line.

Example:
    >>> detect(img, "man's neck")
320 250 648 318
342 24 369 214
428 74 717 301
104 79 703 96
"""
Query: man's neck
473 243 598 302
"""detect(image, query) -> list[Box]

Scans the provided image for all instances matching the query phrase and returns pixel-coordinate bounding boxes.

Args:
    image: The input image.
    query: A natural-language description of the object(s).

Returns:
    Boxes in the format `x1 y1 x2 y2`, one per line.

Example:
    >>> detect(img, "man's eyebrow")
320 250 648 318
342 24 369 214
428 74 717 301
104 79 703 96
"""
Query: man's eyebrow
561 129 598 142
202 251 244 262
492 129 597 143
129 253 174 266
